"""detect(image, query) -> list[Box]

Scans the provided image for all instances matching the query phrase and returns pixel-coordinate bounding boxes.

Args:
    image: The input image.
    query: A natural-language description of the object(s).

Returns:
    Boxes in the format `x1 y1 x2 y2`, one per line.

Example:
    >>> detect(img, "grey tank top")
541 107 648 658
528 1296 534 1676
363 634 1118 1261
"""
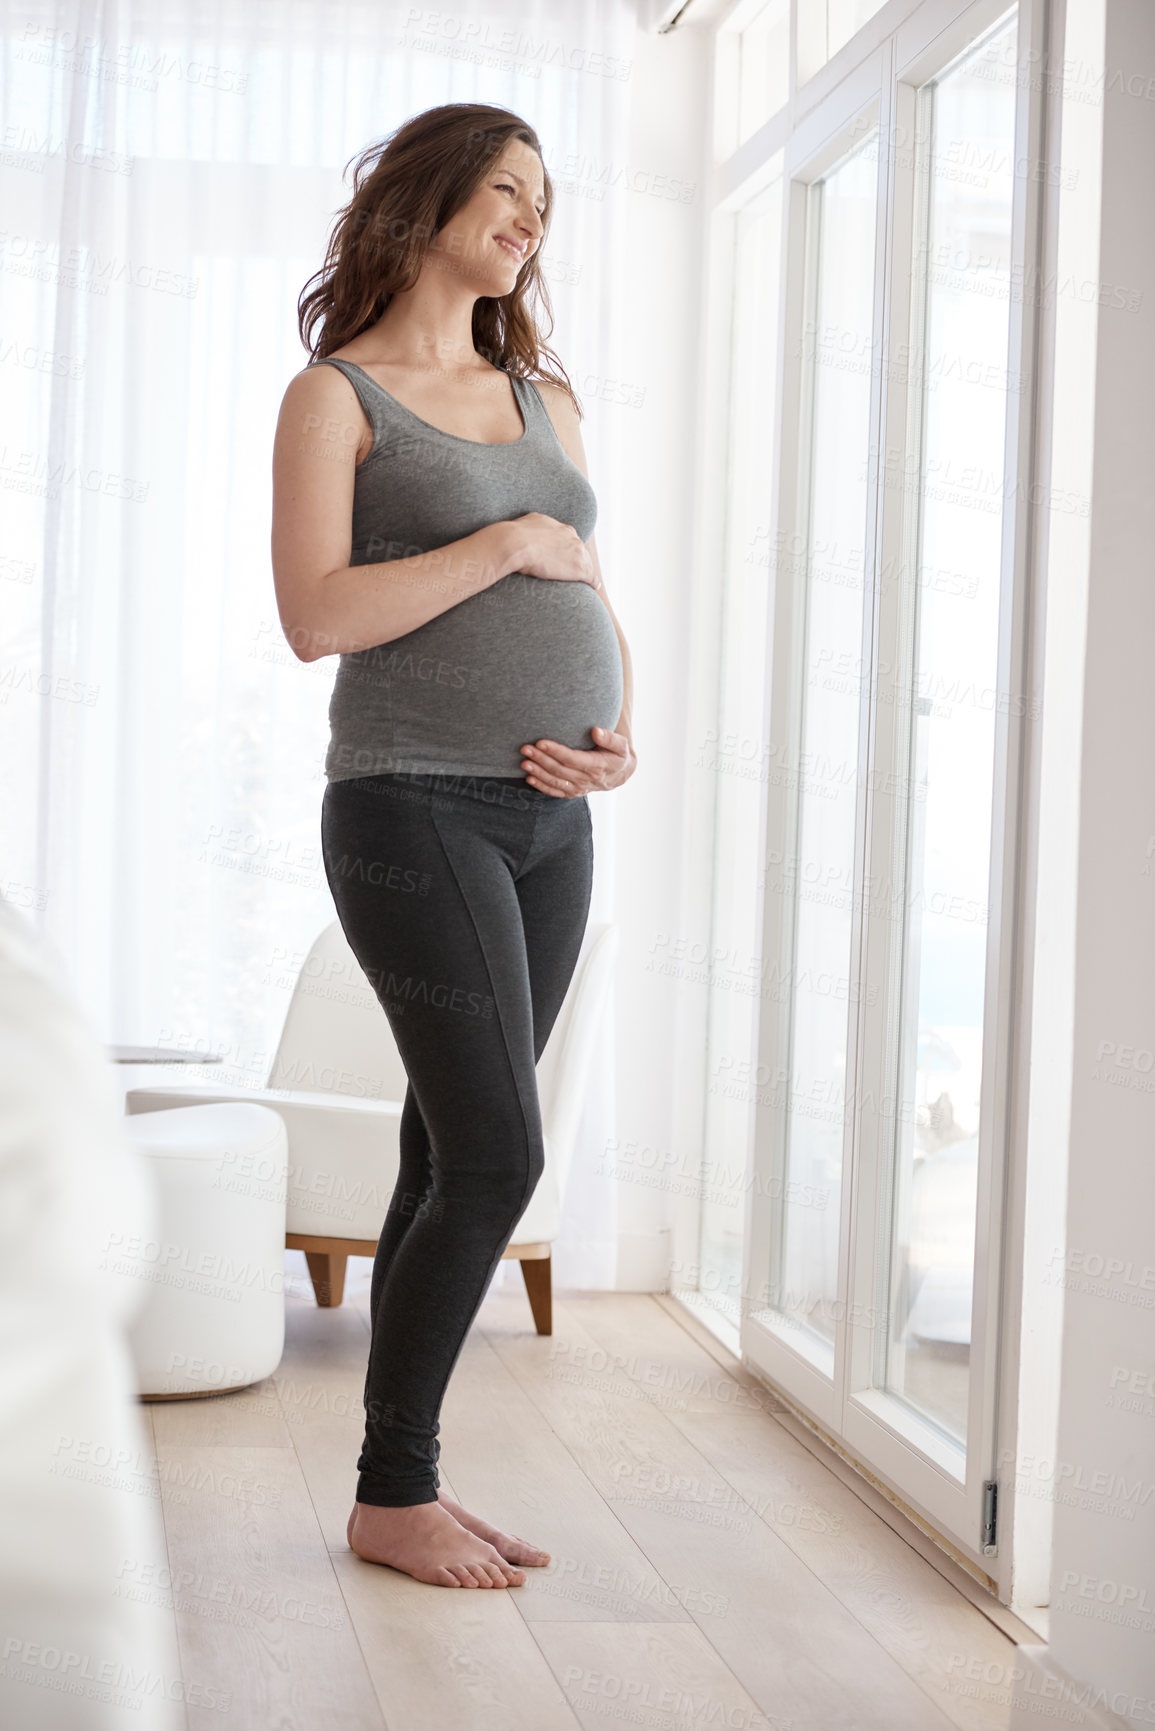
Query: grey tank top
311 357 624 783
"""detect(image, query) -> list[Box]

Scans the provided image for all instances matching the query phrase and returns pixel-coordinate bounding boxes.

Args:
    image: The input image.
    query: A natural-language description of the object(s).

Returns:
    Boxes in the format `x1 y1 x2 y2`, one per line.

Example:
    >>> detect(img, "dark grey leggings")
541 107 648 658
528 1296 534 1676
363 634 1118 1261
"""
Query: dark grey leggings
320 769 594 1507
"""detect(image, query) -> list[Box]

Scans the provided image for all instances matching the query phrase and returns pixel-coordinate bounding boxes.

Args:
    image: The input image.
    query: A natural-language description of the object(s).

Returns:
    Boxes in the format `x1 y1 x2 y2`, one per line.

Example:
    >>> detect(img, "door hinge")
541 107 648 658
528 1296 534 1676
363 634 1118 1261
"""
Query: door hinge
981 1480 998 1555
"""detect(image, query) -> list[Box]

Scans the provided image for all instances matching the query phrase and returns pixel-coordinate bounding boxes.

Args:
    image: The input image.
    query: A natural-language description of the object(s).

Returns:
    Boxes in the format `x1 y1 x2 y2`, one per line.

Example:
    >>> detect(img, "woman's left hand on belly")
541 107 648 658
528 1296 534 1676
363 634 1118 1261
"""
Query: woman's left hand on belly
520 727 636 797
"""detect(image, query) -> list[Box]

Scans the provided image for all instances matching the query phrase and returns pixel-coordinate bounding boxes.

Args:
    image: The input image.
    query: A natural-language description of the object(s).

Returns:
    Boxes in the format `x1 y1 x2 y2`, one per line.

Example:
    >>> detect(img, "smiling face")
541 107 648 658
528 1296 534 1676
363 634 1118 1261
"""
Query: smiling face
430 136 547 295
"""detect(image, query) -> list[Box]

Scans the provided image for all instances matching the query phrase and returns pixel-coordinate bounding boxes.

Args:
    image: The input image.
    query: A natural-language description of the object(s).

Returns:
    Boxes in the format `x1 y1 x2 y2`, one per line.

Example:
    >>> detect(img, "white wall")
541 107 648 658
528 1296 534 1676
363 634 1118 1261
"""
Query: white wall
1012 0 1155 1724
1007 0 1100 1623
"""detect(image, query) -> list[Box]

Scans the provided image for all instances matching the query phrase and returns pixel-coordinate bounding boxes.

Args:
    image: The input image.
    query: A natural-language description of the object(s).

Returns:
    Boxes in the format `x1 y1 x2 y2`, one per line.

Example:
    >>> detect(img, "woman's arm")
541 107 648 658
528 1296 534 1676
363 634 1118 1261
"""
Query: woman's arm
271 365 522 663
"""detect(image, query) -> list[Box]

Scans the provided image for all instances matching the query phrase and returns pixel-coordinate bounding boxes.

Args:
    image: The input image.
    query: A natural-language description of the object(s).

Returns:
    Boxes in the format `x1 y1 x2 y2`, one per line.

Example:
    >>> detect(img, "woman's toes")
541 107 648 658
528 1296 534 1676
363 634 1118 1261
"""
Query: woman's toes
492 1532 547 1565
450 1563 478 1586
480 1562 508 1587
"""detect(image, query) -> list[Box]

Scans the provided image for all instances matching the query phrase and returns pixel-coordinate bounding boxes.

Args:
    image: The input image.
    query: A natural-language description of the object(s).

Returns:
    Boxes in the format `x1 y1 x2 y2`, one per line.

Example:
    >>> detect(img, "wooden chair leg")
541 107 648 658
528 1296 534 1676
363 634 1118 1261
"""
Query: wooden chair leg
304 1250 347 1308
520 1253 552 1335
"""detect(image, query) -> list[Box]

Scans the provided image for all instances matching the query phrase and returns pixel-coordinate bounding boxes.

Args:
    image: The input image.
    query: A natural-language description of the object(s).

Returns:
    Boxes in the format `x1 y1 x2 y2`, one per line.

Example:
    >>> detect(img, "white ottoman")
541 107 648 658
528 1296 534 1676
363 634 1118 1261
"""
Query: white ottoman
118 1103 288 1399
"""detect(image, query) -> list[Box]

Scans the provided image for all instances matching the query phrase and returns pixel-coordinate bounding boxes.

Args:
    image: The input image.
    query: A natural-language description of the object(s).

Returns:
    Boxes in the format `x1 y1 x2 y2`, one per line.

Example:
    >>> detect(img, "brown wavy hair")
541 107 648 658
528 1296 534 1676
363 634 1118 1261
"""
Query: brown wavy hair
298 102 581 417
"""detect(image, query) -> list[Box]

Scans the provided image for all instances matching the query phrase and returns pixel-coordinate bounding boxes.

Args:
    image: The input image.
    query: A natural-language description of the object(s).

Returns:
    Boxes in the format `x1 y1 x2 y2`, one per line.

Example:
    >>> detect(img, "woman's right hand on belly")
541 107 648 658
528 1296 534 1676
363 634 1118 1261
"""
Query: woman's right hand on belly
499 513 600 590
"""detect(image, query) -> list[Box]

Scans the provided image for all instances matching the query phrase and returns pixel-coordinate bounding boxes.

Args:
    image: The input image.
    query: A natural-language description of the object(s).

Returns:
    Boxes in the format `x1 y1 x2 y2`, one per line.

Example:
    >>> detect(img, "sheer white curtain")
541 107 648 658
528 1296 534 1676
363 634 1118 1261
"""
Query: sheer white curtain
1 0 638 1286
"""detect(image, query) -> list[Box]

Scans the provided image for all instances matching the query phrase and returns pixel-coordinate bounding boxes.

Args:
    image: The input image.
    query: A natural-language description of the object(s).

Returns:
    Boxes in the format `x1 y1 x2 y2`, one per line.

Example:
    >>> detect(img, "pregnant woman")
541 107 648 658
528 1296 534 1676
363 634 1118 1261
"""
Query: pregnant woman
270 102 636 1590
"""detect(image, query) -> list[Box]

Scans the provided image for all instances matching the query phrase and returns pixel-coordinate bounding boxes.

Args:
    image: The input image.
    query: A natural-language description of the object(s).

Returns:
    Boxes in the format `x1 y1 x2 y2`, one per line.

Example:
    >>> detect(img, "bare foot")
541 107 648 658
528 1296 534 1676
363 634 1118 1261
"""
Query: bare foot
346 1501 527 1588
436 1488 550 1567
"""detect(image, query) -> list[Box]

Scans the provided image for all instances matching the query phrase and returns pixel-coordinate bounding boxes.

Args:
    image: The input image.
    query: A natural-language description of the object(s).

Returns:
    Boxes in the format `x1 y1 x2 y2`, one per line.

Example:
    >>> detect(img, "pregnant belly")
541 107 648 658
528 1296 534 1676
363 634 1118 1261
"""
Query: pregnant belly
347 572 624 776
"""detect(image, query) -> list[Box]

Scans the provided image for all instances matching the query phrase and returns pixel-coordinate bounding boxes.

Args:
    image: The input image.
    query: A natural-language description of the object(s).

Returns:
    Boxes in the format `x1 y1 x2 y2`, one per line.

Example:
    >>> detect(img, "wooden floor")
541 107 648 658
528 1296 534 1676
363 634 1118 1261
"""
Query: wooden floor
143 1256 1023 1731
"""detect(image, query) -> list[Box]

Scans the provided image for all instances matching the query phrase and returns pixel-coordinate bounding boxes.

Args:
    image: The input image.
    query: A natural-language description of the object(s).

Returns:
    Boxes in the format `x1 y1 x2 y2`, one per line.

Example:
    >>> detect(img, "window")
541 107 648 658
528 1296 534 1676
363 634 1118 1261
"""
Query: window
687 0 1041 1567
695 170 785 1346
880 19 1020 1445
772 132 879 1367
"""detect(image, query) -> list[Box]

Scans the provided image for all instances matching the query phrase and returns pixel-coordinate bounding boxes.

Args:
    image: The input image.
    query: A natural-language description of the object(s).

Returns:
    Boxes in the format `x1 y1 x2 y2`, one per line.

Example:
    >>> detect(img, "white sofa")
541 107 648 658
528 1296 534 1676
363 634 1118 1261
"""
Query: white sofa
0 894 183 1731
126 919 618 1333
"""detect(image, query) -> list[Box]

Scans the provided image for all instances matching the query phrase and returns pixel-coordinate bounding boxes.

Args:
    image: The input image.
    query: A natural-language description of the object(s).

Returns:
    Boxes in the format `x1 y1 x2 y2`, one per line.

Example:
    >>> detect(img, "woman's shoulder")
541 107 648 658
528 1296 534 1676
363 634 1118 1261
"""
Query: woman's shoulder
282 356 359 402
524 375 573 412
523 376 586 471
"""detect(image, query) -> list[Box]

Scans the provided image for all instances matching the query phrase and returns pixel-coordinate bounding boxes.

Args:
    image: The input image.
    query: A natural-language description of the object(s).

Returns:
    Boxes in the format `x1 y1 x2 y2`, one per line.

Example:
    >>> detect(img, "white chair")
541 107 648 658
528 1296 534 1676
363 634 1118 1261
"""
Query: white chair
119 1103 289 1397
126 920 619 1334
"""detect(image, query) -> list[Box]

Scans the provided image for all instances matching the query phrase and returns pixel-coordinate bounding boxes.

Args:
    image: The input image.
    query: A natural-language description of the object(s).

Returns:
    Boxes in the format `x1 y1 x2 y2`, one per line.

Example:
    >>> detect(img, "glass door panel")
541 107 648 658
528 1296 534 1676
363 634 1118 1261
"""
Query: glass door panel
699 175 784 1340
881 13 1019 1447
774 132 878 1364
